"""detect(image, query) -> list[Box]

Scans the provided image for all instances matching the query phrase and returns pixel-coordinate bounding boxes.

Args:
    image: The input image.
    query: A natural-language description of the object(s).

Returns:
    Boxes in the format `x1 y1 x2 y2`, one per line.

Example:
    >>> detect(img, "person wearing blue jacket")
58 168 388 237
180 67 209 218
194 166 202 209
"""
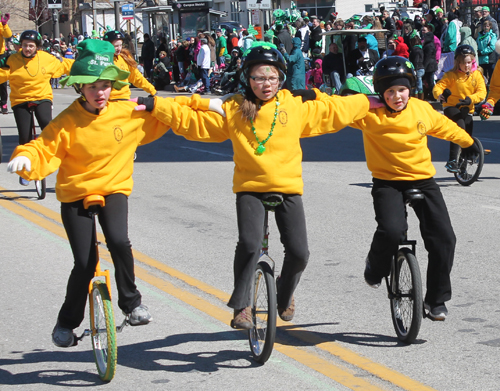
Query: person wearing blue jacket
282 37 305 90
477 20 497 83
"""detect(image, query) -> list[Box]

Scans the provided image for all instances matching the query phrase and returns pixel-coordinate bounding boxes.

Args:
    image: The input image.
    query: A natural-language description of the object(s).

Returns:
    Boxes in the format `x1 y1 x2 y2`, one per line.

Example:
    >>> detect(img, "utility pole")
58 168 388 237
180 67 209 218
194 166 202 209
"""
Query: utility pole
114 1 121 31
48 0 62 40
92 0 97 31
53 9 60 41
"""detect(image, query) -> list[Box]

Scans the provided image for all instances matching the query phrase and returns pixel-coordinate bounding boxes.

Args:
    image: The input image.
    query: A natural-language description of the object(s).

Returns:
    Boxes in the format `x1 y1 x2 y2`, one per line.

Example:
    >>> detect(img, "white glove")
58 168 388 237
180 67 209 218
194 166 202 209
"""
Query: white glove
207 93 234 118
7 156 32 173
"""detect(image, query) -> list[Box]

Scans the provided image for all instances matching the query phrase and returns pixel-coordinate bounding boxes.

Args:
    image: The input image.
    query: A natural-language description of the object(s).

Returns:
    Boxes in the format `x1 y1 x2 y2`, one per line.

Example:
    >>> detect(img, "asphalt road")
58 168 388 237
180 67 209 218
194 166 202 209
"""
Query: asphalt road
1 87 500 391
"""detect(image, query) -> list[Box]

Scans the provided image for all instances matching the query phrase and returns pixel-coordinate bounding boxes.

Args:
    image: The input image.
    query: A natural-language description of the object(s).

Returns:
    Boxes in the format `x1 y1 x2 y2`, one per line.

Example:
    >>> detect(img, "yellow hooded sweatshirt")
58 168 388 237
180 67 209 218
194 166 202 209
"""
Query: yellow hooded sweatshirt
0 50 74 107
10 99 178 203
350 98 474 181
433 69 487 114
151 89 370 195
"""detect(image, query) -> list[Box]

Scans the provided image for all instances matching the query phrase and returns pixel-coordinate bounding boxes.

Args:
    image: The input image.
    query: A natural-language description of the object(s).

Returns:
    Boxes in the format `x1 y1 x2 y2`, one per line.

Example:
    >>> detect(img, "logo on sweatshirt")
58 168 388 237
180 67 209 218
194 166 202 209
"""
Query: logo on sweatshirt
279 110 288 125
114 126 123 142
417 120 427 138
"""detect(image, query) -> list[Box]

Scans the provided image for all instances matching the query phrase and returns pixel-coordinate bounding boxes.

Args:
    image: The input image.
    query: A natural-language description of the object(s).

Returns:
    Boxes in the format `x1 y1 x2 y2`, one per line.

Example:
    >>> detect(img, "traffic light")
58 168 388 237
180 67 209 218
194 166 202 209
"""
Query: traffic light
59 14 69 22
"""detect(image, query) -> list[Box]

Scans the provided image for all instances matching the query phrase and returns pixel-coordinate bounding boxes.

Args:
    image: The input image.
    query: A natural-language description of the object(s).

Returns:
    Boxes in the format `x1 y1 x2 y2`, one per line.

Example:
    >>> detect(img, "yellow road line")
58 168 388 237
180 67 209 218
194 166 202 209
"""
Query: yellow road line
0 188 436 391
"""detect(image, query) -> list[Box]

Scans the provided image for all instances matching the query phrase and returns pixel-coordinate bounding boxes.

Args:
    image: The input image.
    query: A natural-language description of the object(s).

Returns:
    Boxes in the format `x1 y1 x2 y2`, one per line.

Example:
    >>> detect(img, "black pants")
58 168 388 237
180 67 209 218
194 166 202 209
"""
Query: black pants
443 106 473 161
58 193 141 329
12 101 52 145
0 81 7 106
368 178 455 305
228 193 309 310
144 59 153 79
423 71 435 100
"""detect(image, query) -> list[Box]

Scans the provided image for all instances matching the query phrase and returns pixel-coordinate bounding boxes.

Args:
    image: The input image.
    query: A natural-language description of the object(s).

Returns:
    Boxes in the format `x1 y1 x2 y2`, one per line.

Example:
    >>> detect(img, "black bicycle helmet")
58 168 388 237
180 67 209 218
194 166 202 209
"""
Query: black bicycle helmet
103 30 125 43
455 44 475 57
240 43 287 87
373 56 416 95
20 30 42 47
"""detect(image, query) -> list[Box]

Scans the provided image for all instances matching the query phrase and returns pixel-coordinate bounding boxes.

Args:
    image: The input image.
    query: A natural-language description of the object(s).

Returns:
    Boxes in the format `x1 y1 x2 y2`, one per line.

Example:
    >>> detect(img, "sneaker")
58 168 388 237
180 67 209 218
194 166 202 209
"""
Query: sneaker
425 303 448 321
278 296 295 322
126 304 152 326
364 257 381 288
173 85 179 93
230 306 253 329
445 160 459 173
19 177 29 186
1 104 7 114
52 321 76 347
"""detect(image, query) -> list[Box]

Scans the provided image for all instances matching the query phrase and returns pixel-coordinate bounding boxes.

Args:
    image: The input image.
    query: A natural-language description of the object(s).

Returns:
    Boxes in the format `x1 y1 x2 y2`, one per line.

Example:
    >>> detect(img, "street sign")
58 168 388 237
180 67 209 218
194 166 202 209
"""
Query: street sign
246 0 272 10
47 0 62 9
121 3 134 20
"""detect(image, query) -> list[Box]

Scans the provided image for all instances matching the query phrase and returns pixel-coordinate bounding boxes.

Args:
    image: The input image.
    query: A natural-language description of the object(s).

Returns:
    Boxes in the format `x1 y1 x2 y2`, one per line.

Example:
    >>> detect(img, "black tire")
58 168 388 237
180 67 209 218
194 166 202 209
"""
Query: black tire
90 281 117 381
35 178 46 200
454 137 484 186
248 259 277 364
389 248 423 344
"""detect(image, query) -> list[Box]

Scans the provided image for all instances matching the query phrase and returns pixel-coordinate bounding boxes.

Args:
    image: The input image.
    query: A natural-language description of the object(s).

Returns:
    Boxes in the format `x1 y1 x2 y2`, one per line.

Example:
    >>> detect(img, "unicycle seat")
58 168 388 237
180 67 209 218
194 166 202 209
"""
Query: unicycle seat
261 193 283 210
403 189 424 207
83 195 106 210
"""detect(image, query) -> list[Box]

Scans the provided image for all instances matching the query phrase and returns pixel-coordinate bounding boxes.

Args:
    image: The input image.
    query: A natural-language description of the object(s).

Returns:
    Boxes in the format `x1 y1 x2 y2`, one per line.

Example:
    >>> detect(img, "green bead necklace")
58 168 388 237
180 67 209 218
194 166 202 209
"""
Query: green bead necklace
249 95 280 156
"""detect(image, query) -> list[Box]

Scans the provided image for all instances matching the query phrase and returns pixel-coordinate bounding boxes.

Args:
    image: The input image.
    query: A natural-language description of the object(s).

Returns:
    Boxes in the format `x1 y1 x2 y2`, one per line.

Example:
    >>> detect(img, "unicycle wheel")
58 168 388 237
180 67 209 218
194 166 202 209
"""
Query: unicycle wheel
248 259 277 364
389 248 423 343
90 280 117 381
35 178 46 200
454 137 484 186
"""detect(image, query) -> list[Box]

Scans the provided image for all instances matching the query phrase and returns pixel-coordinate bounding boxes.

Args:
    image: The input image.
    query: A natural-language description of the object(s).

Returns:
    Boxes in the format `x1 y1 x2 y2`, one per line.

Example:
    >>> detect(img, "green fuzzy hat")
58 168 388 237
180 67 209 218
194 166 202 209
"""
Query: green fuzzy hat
60 40 129 89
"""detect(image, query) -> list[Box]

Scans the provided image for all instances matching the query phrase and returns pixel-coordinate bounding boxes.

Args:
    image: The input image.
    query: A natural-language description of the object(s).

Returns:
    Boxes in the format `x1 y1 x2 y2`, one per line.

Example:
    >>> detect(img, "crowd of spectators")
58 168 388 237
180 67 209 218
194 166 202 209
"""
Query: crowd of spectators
2 4 498 101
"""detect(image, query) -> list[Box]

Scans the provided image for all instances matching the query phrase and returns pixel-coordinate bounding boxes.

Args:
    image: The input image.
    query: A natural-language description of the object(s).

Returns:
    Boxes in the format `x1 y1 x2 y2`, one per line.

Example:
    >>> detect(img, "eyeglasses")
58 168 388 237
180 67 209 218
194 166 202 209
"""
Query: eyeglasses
249 76 280 85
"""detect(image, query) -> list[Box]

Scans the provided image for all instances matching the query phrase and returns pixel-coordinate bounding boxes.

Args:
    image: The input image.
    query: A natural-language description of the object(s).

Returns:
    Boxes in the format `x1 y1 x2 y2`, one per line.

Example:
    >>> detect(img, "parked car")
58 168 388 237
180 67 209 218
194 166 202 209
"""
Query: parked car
213 21 243 35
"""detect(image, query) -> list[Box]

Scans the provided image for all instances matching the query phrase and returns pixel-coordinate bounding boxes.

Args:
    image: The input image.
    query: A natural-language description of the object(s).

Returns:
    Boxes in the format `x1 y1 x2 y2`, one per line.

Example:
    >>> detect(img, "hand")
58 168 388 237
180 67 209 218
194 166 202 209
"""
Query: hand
130 96 155 112
207 93 233 117
480 102 494 121
456 96 471 108
367 96 385 109
461 139 481 158
291 89 316 102
1 13 10 25
441 88 452 103
7 156 31 173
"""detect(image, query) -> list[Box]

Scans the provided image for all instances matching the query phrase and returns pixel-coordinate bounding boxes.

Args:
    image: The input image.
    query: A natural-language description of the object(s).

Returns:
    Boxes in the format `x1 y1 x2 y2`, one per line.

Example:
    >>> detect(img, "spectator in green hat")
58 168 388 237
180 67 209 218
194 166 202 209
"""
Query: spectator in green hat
7 38 184 348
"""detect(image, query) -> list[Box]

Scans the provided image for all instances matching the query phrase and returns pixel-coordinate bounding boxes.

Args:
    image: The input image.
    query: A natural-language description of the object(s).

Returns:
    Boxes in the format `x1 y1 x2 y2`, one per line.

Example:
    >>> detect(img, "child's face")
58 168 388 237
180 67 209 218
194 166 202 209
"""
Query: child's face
383 85 410 111
459 55 473 73
81 80 112 113
113 39 123 55
315 62 320 68
22 40 38 58
249 64 280 101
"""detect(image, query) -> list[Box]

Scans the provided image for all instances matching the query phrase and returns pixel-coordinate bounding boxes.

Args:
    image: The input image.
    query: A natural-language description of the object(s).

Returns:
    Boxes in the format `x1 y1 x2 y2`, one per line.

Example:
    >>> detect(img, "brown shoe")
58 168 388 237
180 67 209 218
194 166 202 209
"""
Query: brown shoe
278 296 295 322
174 85 179 93
230 307 253 329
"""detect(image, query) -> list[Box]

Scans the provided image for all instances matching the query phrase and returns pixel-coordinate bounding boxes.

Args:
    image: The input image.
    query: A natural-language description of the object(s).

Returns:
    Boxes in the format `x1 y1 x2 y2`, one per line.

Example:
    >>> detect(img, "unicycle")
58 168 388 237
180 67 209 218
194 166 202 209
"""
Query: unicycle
73 195 130 381
27 102 46 199
248 193 282 364
385 189 424 344
454 136 485 186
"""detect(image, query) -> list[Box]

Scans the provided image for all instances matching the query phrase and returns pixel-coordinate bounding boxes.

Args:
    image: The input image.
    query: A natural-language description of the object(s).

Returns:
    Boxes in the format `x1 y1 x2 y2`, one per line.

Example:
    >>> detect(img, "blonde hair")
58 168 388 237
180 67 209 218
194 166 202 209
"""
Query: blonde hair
119 48 137 69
